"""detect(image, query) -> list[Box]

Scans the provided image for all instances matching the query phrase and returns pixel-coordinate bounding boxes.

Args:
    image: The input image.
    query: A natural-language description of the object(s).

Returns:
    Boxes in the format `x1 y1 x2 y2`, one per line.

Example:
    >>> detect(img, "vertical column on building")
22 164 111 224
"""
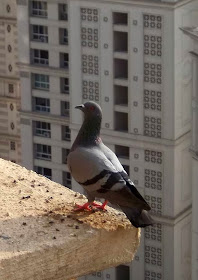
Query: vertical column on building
191 53 198 280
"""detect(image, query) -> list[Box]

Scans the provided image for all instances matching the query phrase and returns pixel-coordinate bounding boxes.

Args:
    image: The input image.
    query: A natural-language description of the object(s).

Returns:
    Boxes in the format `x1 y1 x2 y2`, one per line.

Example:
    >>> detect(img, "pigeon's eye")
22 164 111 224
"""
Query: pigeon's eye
90 106 95 111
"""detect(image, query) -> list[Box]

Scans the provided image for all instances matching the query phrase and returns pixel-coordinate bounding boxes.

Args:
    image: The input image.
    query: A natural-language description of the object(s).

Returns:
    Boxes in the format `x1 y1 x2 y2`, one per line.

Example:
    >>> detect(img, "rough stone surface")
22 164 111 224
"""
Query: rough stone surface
0 158 140 280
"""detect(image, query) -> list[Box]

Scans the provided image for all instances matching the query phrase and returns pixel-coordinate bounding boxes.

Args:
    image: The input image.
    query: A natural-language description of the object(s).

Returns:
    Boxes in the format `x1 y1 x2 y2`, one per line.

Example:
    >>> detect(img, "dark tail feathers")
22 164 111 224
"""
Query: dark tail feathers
120 206 155 228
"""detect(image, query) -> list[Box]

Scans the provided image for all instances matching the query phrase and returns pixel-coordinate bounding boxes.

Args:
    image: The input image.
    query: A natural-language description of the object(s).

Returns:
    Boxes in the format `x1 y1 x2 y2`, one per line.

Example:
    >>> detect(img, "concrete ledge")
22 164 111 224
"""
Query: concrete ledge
0 158 140 280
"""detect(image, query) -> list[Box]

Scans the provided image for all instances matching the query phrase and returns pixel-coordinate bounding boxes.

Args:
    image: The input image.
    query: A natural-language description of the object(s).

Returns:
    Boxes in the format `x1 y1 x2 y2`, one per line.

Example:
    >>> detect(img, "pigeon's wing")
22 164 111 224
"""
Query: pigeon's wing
67 146 126 192
99 143 125 173
99 143 150 209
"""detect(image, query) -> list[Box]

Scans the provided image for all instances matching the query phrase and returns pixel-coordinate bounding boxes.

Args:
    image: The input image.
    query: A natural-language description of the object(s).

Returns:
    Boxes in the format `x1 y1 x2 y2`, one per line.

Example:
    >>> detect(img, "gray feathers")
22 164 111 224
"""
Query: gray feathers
67 101 154 228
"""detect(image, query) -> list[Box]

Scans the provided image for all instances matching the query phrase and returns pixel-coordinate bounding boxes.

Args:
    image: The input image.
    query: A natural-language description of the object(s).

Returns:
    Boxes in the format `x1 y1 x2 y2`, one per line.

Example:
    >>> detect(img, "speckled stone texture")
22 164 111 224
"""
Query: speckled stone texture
0 158 140 280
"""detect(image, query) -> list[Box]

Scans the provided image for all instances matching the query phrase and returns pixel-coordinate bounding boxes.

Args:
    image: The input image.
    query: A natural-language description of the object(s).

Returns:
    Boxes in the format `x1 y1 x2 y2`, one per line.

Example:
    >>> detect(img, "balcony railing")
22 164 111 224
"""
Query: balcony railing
35 152 51 160
33 57 49 65
32 9 47 18
35 128 51 138
35 105 50 113
32 35 48 43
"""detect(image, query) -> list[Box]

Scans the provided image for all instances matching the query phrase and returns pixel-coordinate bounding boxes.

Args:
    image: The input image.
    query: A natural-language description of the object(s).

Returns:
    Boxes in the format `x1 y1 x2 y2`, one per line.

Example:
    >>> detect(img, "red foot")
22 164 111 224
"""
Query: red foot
92 200 108 211
74 202 92 211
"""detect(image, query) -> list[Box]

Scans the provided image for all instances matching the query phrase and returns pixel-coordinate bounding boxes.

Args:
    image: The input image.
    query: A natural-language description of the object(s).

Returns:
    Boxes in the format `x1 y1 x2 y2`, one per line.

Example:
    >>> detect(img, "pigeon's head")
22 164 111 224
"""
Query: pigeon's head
75 101 102 120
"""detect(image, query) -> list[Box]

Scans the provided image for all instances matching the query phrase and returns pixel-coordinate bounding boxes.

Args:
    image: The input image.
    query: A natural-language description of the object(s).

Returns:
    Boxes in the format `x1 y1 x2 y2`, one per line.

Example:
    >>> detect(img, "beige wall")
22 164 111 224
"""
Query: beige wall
0 0 21 163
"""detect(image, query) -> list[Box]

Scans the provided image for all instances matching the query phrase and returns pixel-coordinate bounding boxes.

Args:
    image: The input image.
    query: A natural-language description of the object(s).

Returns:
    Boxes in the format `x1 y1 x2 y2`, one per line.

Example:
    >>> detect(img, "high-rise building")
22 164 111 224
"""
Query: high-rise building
181 26 198 280
16 1 198 280
0 0 21 163
17 0 71 184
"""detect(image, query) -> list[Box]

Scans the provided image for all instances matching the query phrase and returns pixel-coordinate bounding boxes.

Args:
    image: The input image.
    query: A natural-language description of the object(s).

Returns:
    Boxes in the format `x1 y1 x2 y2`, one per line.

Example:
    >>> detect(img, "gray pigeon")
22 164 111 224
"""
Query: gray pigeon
67 101 154 228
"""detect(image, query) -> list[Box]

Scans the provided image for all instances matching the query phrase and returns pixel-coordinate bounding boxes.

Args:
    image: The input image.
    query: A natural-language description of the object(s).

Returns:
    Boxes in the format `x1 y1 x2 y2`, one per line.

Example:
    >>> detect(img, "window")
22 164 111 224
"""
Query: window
35 144 51 160
33 73 49 90
115 112 128 132
60 53 69 69
33 121 51 137
8 84 14 93
116 265 130 280
62 171 71 188
31 25 48 43
32 49 49 65
62 148 70 164
114 59 128 79
61 101 70 117
59 4 68 21
62 125 71 141
10 141 16 151
113 12 128 25
33 97 50 113
114 85 128 105
115 145 129 159
60 77 69 94
114 31 128 52
59 28 68 45
34 166 52 179
31 1 47 18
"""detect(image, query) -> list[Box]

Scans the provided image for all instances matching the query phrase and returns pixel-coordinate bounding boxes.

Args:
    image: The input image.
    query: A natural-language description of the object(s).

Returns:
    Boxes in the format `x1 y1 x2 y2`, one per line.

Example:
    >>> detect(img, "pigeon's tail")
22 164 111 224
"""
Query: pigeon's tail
120 206 155 228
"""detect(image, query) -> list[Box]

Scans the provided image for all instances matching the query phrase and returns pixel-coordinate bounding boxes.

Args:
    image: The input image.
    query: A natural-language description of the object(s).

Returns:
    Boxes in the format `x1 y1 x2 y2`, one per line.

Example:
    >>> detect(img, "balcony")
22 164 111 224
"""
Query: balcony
62 148 70 164
115 145 129 159
33 121 51 138
62 171 71 188
34 144 51 161
32 73 49 91
114 31 128 53
31 49 49 66
61 101 70 117
59 4 68 21
113 12 128 25
114 112 128 132
33 97 50 113
62 125 71 141
114 85 128 106
31 1 47 18
59 28 68 45
60 53 69 69
34 165 52 179
31 25 48 43
114 59 128 80
60 77 69 94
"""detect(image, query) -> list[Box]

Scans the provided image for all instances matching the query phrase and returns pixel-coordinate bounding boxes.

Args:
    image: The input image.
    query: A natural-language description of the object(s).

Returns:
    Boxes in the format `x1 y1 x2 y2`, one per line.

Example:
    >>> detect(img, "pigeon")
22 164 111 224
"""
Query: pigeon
67 101 154 228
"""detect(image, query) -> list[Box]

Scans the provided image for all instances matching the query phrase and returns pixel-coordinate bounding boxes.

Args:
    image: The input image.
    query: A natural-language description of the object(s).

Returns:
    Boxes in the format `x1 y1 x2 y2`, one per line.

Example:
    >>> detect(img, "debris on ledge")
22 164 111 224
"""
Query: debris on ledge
0 158 141 280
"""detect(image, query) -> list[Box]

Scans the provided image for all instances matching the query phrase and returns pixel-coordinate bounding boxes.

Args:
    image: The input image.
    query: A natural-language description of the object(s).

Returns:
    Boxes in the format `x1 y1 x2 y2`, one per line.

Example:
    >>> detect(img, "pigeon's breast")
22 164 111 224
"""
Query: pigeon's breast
67 146 118 190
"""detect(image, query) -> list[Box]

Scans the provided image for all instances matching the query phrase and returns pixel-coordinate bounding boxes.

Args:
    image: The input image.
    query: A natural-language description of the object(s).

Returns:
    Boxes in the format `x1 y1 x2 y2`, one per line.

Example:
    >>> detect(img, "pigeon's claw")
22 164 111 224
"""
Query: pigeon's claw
74 202 92 211
92 200 108 211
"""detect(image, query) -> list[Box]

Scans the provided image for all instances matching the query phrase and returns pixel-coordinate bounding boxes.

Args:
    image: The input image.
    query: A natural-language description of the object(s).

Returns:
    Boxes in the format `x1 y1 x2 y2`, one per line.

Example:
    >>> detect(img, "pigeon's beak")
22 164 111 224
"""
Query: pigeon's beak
75 104 85 111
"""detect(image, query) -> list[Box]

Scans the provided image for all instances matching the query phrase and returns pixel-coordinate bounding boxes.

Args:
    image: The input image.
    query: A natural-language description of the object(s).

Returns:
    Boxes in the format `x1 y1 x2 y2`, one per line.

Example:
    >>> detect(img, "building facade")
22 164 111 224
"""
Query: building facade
17 0 71 184
181 26 198 280
16 0 198 280
0 0 21 163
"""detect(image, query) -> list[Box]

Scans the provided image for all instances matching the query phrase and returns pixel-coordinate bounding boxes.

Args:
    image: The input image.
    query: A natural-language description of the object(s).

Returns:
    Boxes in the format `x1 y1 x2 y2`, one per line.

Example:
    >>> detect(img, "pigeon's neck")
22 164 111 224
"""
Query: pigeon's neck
72 117 102 149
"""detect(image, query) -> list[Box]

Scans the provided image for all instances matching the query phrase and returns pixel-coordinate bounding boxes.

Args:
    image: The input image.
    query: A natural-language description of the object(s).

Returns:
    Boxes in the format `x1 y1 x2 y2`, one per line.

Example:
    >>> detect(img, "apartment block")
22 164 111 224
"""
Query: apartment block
0 0 21 163
181 26 198 280
69 1 198 280
17 0 71 185
16 1 198 280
